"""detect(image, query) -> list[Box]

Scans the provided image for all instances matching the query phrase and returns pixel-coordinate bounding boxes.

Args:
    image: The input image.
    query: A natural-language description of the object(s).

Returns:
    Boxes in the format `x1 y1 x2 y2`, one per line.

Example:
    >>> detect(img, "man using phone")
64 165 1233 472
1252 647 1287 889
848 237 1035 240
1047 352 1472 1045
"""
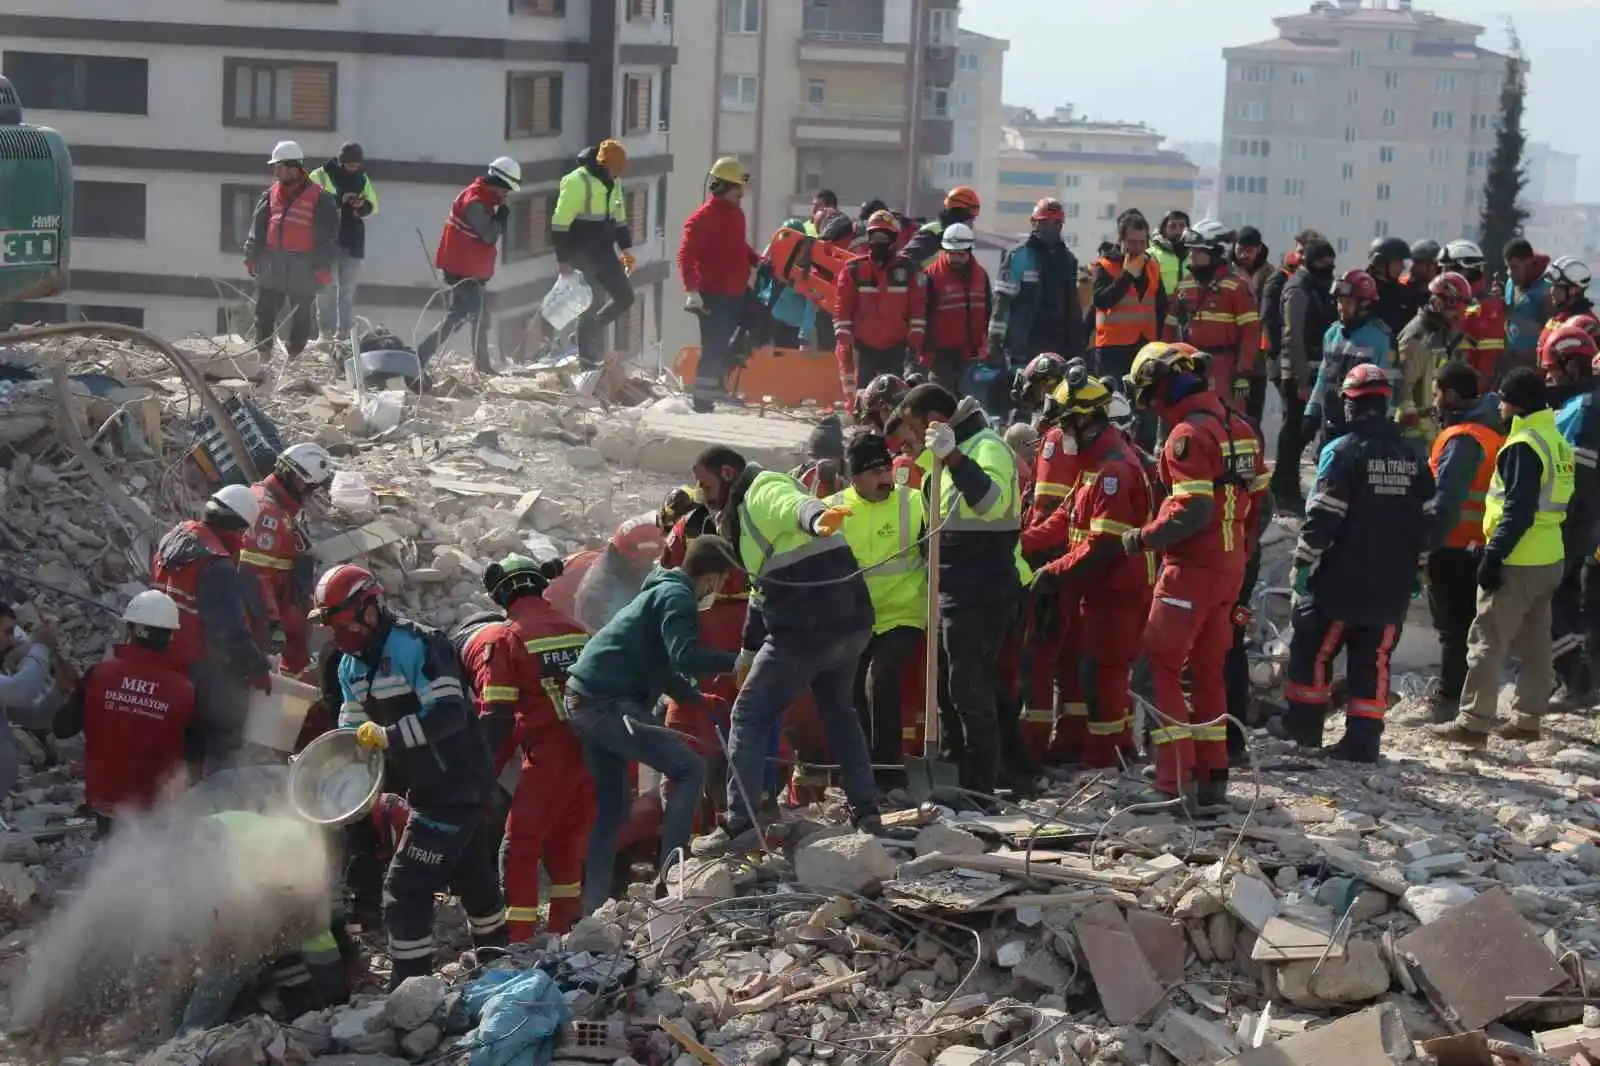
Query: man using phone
309 142 379 347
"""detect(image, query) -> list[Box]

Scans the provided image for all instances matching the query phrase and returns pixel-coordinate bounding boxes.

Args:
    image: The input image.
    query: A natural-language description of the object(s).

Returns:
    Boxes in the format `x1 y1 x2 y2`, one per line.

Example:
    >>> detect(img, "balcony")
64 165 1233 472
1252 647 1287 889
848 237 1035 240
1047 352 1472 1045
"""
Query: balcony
798 32 909 67
922 44 957 87
793 105 907 148
800 103 909 122
917 116 954 156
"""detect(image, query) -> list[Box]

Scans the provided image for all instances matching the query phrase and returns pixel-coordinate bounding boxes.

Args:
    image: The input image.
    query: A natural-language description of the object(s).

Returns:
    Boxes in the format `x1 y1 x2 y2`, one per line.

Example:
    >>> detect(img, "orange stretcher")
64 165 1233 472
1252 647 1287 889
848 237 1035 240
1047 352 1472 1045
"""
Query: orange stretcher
675 345 847 408
765 226 854 310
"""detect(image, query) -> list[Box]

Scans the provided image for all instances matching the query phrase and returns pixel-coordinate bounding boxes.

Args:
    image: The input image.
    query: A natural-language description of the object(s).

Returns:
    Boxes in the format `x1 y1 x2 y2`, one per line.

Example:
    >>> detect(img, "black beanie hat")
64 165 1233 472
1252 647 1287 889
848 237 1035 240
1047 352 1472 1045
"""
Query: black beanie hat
1499 367 1547 413
846 432 893 475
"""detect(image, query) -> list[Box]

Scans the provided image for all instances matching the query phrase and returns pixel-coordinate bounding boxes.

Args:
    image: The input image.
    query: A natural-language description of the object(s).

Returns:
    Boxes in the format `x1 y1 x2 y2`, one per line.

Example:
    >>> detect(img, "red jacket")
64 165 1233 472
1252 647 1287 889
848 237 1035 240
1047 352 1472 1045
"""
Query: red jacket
1146 392 1265 569
1461 288 1507 381
239 475 303 627
834 252 926 362
462 596 589 771
81 644 197 814
1163 267 1261 372
1031 429 1157 595
920 253 992 360
678 196 759 297
435 178 501 280
151 520 233 666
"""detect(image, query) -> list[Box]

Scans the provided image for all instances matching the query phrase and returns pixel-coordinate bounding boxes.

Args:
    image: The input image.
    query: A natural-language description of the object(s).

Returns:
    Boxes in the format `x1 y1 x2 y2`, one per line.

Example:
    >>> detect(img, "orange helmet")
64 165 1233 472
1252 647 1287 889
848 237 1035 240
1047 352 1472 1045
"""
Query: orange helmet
865 209 900 237
1539 323 1599 371
1031 197 1065 223
310 564 382 624
944 186 981 213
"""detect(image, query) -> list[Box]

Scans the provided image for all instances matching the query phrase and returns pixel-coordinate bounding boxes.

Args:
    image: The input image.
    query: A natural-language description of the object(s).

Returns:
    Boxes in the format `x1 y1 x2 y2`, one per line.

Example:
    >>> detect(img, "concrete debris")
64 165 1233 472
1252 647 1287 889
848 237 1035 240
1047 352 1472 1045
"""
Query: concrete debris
793 830 898 893
380 975 446 1032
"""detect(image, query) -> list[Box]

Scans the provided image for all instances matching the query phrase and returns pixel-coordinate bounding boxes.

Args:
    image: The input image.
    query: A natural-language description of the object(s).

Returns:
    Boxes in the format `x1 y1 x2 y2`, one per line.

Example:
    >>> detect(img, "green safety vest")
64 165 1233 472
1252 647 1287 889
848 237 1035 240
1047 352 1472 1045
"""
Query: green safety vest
553 167 626 233
1483 408 1575 567
735 471 850 596
825 484 927 633
916 428 1034 585
308 168 379 215
1150 242 1187 297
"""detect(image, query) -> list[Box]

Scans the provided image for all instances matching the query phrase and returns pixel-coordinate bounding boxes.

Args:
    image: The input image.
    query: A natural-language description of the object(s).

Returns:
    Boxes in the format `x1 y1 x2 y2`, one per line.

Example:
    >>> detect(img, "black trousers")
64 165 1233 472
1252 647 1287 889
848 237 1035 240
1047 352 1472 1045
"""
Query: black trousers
1552 551 1600 685
572 249 634 366
1427 547 1479 702
1224 536 1264 757
383 801 505 986
1271 377 1311 501
927 348 969 398
939 593 1021 793
852 625 922 766
1285 597 1402 729
856 343 907 386
254 289 316 358
417 274 489 370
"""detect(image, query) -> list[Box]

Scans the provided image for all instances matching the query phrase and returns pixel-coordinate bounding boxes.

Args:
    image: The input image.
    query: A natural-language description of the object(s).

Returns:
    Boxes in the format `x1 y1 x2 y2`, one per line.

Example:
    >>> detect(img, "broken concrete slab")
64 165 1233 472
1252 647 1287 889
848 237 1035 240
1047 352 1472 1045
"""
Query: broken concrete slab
793 831 898 894
1074 902 1165 1025
1225 874 1280 934
1223 1003 1409 1066
1126 908 1189 985
1250 903 1346 963
1150 1008 1243 1066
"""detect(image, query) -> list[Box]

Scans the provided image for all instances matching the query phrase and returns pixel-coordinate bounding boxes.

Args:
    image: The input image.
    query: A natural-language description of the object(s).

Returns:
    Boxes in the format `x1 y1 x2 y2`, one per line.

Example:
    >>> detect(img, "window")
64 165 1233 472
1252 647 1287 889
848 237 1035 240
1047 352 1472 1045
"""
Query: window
1339 200 1352 218
1235 101 1264 122
956 89 971 108
1388 31 1405 51
219 183 262 253
626 0 656 17
1379 145 1395 164
1064 202 1081 219
503 192 555 263
1283 177 1305 198
923 85 950 118
1384 70 1401 90
1062 174 1081 189
510 0 565 13
1426 183 1448 208
1290 66 1312 87
1281 214 1304 236
73 181 145 240
1290 102 1311 125
1287 141 1307 162
1346 88 1358 107
1348 49 1363 69
1337 237 1350 255
3 303 144 329
1468 148 1490 169
725 0 759 34
720 74 758 111
1343 125 1357 143
1429 146 1452 168
1434 74 1457 95
957 52 979 71
2 52 148 115
1376 183 1391 201
1235 63 1273 84
1480 73 1502 96
225 59 336 130
1224 176 1268 195
1431 109 1453 131
1472 112 1493 132
1381 107 1397 128
1373 219 1390 238
506 72 562 137
1341 162 1354 181
622 74 653 134
806 79 825 105
1231 137 1270 158
1099 203 1117 220
626 187 648 247
928 8 957 46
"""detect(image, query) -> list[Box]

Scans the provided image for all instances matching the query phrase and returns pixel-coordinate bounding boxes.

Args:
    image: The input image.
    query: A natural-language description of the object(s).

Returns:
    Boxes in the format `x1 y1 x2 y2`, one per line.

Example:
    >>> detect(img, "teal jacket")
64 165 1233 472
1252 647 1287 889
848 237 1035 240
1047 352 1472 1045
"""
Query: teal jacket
566 568 737 705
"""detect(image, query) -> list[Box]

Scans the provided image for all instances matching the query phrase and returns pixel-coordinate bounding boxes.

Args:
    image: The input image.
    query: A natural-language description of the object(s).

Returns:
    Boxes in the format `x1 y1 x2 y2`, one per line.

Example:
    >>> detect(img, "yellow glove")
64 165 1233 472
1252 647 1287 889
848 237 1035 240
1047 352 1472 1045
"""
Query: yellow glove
815 506 852 537
620 251 636 274
355 721 389 750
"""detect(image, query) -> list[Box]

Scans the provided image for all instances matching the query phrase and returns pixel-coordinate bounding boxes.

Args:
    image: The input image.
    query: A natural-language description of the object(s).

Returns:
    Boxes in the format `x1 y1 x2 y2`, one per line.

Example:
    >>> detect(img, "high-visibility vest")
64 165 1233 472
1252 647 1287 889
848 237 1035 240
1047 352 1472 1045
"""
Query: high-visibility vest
1429 421 1505 549
1094 256 1162 349
553 166 626 232
825 485 926 634
265 181 320 253
1483 409 1575 566
734 470 850 591
917 428 1034 585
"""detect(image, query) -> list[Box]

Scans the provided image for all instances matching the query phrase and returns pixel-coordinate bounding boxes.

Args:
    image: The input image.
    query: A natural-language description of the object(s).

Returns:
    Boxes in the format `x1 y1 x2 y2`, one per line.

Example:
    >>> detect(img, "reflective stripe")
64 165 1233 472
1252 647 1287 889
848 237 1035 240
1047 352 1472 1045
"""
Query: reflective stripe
1020 708 1054 723
482 685 520 702
1088 517 1134 535
1284 681 1328 703
1576 446 1598 469
1192 724 1228 742
506 906 542 922
1062 702 1089 718
1150 725 1190 744
1086 716 1130 736
1306 492 1347 515
1347 698 1387 720
468 909 507 932
548 882 581 899
397 714 426 748
238 550 291 569
1171 480 1214 497
1250 473 1272 492
525 635 587 654
738 496 850 577
1035 480 1073 498
1484 411 1575 566
389 935 435 960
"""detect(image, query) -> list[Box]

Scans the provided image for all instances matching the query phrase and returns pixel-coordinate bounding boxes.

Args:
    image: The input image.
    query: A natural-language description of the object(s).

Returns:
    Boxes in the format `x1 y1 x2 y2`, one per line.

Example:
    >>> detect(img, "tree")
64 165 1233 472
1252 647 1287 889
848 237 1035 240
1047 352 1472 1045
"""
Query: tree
1478 24 1529 262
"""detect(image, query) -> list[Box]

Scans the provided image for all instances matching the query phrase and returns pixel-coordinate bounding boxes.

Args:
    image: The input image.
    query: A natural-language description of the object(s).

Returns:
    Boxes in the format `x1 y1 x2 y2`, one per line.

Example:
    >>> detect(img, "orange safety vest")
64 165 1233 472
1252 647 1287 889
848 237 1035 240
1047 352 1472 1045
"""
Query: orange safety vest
1094 256 1162 349
266 181 320 253
1428 421 1505 549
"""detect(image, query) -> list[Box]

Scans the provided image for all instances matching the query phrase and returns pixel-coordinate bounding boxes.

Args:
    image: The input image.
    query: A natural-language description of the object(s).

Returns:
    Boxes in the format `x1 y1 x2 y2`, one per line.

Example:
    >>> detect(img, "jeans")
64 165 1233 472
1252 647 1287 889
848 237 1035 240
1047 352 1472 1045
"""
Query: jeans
315 252 362 338
417 274 490 371
573 250 635 366
726 629 877 833
565 691 705 914
254 289 316 358
940 593 1022 792
694 293 745 400
852 625 922 766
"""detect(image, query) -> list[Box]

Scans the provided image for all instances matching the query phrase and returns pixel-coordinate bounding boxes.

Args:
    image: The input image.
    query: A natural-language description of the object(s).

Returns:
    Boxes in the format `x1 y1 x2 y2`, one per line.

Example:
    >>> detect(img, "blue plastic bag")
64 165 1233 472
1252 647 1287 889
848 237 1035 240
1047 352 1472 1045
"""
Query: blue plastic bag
458 968 569 1066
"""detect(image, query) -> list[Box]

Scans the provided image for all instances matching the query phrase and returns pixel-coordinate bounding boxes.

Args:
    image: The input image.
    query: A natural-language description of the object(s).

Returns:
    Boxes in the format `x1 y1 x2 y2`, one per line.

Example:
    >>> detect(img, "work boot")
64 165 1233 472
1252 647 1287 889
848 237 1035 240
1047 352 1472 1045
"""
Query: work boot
1270 707 1323 749
1425 694 1460 725
1426 719 1489 749
1493 720 1541 743
1195 770 1230 813
1273 485 1307 518
1325 716 1383 764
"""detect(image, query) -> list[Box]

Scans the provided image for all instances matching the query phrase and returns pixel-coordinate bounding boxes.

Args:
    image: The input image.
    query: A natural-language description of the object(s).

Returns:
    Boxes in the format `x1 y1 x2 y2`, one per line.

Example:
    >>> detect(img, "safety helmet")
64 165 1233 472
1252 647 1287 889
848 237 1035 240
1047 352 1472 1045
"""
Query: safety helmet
1105 383 1134 429
122 589 180 630
1409 238 1442 263
276 442 335 488
1019 352 1069 396
709 156 750 185
660 485 701 530
207 483 261 529
941 222 976 252
1565 312 1600 347
1333 268 1379 303
1031 198 1066 224
595 139 628 174
865 210 900 237
1340 363 1392 401
487 156 523 190
1545 255 1593 290
1186 218 1233 249
944 186 981 213
1051 363 1114 416
483 552 559 603
1126 341 1201 408
859 373 909 424
1441 239 1484 269
267 141 304 166
310 564 383 624
1539 323 1599 371
1427 272 1474 306
1369 236 1411 265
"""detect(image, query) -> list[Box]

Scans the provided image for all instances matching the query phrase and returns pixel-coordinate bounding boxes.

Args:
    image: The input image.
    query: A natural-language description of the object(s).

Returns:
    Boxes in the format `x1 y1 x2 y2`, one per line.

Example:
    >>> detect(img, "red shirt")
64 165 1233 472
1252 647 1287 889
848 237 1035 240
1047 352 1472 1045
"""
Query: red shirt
678 196 759 297
1146 392 1265 569
82 644 197 814
462 596 589 769
920 253 991 359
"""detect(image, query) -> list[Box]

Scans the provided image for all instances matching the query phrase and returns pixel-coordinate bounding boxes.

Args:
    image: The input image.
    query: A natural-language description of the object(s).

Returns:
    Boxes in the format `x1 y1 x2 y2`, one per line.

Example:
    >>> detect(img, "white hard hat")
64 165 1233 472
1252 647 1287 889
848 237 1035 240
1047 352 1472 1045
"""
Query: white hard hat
278 442 336 487
123 589 181 630
1107 388 1134 428
488 156 522 190
268 140 305 166
209 483 261 528
1190 218 1232 244
1443 239 1484 265
1546 255 1593 289
942 222 976 252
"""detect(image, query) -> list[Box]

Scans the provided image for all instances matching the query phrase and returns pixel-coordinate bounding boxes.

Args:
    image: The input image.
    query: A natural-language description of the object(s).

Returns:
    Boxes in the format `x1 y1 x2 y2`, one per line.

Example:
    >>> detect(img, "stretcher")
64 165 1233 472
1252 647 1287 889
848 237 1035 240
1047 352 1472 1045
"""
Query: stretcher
674 346 847 408
765 226 854 310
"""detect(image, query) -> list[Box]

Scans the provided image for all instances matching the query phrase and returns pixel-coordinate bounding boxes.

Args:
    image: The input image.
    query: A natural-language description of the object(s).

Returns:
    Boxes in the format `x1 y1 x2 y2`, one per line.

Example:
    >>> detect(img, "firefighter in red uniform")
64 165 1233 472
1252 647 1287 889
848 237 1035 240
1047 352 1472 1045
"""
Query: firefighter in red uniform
460 554 591 938
53 591 197 836
1163 221 1261 409
240 443 335 675
1121 342 1266 809
1441 240 1507 384
244 141 340 361
918 223 993 395
834 210 927 400
418 157 521 373
1540 257 1599 351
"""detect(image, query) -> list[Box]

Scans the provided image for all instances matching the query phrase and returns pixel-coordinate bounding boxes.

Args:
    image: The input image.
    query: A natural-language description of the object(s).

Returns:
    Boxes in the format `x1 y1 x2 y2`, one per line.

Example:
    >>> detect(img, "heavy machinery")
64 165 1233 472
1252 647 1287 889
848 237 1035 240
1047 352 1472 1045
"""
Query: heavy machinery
0 74 73 306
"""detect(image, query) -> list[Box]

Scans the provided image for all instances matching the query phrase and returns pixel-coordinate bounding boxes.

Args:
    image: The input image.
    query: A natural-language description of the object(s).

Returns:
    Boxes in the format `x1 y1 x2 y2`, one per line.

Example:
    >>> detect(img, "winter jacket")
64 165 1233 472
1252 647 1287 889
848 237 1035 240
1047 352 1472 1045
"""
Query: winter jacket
1145 391 1266 570
552 146 631 264
239 475 310 631
1461 291 1507 383
1395 310 1464 438
1279 266 1338 386
1429 393 1504 549
460 595 588 768
988 237 1082 362
920 253 992 361
151 520 267 677
1372 276 1417 341
902 209 974 268
434 178 506 281
917 396 1027 610
678 195 759 297
1259 267 1292 365
1503 257 1552 372
243 180 340 296
834 251 926 359
1306 316 1396 441
1557 388 1600 552
308 160 378 259
1162 266 1261 376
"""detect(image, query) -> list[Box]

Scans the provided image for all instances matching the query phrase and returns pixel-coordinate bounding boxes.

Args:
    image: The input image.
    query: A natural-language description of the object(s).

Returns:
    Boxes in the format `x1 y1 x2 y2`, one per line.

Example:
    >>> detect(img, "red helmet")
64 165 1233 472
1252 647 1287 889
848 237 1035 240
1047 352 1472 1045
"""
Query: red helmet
1539 323 1599 371
1427 271 1473 307
865 209 900 237
310 564 382 624
944 186 981 213
611 512 665 561
1333 269 1378 303
1564 312 1600 345
1031 197 1065 224
1340 362 1392 400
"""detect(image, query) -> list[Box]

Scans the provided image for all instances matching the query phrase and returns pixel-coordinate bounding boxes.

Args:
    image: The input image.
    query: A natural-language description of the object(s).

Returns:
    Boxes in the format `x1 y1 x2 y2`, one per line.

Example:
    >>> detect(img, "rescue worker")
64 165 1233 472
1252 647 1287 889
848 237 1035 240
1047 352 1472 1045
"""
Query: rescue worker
834 210 927 399
1011 352 1070 433
314 564 505 985
419 157 520 373
1272 236 1338 513
1282 365 1434 762
1367 236 1418 339
1540 257 1599 349
890 385 1028 793
572 511 672 633
856 372 910 432
1121 342 1266 809
244 141 340 362
1502 238 1552 377
1162 220 1261 408
1304 269 1395 444
988 198 1084 370
1396 272 1472 443
1441 239 1507 384
826 433 928 778
680 157 760 411
1150 209 1192 298
1232 226 1272 299
555 139 635 368
1093 211 1167 449
903 186 982 267
239 443 335 675
919 223 993 396
793 416 848 498
151 484 271 767
52 591 197 835
1432 367 1577 746
1404 238 1443 305
457 554 590 937
308 141 377 345
690 446 880 850
1545 326 1600 704
1424 360 1505 723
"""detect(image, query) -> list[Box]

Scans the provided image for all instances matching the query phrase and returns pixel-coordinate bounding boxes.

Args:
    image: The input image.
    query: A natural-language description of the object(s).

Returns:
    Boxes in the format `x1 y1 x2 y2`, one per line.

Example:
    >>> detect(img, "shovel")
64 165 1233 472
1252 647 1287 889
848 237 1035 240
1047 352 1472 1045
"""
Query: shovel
906 454 959 803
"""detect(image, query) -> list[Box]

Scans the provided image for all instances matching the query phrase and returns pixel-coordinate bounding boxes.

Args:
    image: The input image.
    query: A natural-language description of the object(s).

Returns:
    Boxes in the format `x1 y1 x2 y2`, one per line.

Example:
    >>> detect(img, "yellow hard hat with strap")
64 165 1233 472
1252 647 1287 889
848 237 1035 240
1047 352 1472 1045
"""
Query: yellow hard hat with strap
710 156 749 184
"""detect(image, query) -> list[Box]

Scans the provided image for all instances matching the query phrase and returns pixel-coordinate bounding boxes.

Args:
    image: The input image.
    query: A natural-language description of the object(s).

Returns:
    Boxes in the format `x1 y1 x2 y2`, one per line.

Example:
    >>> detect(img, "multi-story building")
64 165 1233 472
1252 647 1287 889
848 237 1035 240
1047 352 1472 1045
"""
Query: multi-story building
923 27 1008 214
0 0 681 364
992 106 1199 253
1218 0 1510 262
1525 203 1600 264
1524 142 1580 207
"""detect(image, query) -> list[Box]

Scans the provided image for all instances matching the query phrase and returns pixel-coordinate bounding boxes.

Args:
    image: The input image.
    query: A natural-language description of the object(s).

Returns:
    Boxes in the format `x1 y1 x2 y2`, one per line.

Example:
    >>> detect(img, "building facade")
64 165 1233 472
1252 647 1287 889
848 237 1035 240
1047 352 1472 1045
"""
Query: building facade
0 0 680 365
1218 0 1508 263
1524 142 1579 208
922 27 1008 215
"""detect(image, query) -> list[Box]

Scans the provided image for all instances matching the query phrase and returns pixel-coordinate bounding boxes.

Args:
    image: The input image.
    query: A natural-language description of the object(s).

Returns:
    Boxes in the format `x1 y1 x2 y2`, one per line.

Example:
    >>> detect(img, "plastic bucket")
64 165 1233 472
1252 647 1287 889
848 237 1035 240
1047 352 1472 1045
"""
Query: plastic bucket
287 728 385 827
244 674 320 752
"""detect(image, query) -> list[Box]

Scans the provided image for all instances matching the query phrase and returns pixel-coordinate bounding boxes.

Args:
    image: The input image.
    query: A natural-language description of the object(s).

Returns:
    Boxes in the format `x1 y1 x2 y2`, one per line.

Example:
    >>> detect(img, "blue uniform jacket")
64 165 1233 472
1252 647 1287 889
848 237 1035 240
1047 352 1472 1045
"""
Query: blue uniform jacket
1558 390 1599 552
1305 317 1396 441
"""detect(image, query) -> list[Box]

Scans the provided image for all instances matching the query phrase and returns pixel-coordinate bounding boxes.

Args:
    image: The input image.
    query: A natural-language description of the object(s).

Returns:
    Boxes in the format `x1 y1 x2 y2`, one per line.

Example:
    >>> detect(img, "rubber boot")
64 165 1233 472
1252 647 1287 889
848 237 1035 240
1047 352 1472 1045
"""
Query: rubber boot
1274 704 1324 749
1195 769 1230 813
1326 716 1383 764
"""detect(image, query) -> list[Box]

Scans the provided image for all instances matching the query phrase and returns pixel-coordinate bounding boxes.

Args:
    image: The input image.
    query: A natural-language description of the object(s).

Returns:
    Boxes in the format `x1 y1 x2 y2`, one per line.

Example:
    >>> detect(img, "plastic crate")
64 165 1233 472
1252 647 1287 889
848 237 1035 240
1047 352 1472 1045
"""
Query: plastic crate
193 394 283 487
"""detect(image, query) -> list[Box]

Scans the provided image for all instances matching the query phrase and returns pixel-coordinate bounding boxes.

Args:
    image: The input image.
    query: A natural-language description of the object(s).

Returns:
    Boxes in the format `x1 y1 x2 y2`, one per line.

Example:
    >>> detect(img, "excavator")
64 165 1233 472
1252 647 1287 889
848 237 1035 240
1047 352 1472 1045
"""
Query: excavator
0 75 73 311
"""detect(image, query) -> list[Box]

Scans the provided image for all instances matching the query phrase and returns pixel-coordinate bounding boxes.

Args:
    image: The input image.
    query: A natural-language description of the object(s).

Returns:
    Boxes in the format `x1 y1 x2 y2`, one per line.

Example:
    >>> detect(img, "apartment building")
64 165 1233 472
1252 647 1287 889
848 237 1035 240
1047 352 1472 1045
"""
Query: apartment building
1218 0 1510 263
993 106 1199 252
1525 142 1580 207
923 28 1008 214
0 0 680 364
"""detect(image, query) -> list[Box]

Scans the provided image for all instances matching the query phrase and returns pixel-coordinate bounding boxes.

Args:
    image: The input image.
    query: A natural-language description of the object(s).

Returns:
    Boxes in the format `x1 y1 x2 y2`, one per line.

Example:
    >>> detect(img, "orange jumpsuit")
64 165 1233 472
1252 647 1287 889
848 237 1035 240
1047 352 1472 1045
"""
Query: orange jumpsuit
461 597 591 937
238 474 311 673
1019 428 1087 758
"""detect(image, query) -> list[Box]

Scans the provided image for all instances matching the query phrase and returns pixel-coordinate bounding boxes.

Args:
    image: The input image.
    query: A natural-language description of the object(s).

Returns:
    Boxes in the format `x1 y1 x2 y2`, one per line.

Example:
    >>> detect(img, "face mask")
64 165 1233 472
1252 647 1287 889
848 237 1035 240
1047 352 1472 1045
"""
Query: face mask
332 625 370 655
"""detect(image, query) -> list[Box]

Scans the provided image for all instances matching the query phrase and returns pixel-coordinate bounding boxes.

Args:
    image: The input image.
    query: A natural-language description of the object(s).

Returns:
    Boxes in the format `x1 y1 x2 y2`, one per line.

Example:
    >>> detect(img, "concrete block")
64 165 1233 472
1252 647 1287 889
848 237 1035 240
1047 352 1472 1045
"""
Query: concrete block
1075 903 1165 1025
1223 1003 1409 1066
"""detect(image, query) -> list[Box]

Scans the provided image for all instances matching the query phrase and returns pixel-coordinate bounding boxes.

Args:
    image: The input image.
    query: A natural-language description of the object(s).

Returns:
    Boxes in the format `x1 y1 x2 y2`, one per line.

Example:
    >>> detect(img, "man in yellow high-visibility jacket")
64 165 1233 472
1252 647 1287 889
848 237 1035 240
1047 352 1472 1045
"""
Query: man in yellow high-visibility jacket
554 139 634 367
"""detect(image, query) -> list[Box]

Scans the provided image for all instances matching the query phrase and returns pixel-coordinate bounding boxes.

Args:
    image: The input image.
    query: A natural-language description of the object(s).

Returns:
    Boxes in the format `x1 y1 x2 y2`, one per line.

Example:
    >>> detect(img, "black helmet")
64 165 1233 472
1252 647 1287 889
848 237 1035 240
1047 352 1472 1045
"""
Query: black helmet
1369 236 1411 264
1409 238 1441 263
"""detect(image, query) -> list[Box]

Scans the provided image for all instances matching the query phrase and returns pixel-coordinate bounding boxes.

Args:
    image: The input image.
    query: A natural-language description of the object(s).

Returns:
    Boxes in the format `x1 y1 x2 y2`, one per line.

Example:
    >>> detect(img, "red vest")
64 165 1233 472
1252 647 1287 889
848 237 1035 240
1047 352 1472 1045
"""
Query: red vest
82 644 197 814
150 520 230 665
435 178 500 280
266 181 320 253
922 254 990 355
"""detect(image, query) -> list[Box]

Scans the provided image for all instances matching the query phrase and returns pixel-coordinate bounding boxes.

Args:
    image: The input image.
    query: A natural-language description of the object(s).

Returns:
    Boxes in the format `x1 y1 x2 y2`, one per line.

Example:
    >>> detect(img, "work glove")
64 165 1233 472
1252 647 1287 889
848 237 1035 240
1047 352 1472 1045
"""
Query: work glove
337 700 369 729
1477 554 1505 592
244 260 258 278
1300 412 1323 442
735 649 756 687
1119 528 1144 556
354 721 389 750
814 505 852 537
1292 565 1310 598
925 422 958 461
685 291 706 315
620 251 636 274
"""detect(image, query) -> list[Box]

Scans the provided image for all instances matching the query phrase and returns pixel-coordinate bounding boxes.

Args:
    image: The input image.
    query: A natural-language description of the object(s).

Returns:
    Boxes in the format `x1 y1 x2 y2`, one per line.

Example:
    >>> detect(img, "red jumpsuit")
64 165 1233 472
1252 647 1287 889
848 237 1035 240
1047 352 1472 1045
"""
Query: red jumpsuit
1162 267 1261 405
461 596 592 937
1460 285 1507 383
239 474 311 673
1019 428 1088 758
75 643 197 815
1142 392 1265 794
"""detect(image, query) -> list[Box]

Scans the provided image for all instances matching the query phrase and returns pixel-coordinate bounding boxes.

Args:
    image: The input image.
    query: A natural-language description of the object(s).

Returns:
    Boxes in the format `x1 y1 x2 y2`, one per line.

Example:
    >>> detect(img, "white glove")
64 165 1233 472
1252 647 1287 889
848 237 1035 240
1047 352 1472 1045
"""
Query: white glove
337 700 369 729
685 291 706 314
925 422 958 460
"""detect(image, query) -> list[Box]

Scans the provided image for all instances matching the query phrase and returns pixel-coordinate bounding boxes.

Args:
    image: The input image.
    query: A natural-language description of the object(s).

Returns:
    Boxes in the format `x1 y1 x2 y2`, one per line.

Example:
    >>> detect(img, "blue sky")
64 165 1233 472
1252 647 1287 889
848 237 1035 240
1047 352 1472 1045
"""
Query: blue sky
960 0 1600 200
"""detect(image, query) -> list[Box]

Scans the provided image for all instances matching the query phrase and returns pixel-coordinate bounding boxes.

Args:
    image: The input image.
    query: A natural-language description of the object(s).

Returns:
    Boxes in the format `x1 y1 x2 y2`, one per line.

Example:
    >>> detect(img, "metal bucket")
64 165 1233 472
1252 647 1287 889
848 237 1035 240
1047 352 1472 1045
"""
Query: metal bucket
287 728 385 827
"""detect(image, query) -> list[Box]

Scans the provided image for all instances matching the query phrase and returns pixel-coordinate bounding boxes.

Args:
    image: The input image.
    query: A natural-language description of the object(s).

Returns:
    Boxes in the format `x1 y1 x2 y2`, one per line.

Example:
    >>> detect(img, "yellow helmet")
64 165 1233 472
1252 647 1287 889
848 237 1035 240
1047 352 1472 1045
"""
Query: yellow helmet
1049 368 1113 416
709 156 750 185
1125 341 1202 408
